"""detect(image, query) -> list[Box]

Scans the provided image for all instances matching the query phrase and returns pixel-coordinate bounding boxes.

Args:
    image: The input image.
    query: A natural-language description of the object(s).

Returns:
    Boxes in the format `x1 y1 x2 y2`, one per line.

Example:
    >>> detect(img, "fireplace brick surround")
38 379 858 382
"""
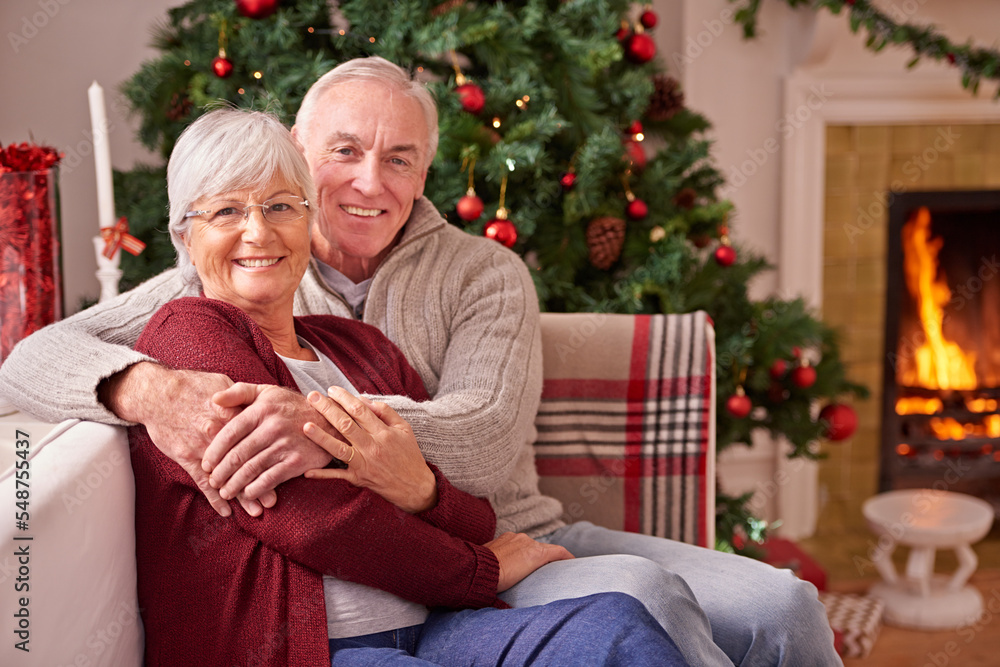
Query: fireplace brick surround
814 122 1000 565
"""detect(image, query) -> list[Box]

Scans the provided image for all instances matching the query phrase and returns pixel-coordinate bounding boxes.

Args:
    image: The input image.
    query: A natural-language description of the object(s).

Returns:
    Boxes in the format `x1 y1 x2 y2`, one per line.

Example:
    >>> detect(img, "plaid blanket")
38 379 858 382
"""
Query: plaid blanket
533 312 716 548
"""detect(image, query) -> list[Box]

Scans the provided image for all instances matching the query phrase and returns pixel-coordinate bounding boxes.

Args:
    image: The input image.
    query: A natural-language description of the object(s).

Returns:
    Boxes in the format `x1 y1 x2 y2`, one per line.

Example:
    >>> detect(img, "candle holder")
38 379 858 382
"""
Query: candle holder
92 236 122 303
0 166 63 363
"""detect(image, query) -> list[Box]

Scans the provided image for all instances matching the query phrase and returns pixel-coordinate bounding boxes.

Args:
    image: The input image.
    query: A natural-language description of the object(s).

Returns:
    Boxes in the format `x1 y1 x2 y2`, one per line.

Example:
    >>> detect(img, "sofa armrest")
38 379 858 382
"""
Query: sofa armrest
0 420 143 667
533 312 716 548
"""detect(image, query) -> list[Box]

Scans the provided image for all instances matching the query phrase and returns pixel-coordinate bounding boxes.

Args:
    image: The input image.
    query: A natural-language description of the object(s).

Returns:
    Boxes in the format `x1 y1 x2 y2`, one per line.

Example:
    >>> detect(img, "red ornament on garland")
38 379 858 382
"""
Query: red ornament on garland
626 198 648 220
456 190 484 222
212 55 234 78
769 358 788 380
819 403 858 441
627 120 644 137
640 9 659 29
790 362 817 389
714 244 736 267
484 217 517 248
726 386 752 419
235 0 279 19
560 171 576 191
626 32 657 64
456 82 485 114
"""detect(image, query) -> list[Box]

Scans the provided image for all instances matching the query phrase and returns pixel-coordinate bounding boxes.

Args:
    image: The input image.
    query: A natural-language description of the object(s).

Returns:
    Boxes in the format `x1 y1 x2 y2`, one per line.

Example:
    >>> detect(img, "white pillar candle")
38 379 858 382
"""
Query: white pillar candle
87 81 116 233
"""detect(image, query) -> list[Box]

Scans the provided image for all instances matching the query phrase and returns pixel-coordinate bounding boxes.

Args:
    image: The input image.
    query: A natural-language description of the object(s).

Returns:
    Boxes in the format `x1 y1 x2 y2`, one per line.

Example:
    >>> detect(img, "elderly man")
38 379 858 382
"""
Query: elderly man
0 57 839 666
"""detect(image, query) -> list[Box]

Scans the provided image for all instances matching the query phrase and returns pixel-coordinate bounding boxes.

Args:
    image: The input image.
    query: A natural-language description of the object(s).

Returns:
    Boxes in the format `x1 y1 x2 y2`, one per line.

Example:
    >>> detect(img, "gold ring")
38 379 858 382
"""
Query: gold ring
344 448 355 464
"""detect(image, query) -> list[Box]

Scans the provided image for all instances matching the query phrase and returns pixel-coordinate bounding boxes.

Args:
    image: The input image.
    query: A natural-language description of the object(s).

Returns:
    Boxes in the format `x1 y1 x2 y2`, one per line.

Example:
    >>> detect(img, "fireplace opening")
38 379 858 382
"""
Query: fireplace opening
881 190 1000 513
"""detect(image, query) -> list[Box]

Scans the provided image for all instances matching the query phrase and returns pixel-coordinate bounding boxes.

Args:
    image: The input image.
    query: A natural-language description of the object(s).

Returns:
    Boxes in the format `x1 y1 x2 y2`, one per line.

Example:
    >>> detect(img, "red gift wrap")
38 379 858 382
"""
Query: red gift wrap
0 142 63 360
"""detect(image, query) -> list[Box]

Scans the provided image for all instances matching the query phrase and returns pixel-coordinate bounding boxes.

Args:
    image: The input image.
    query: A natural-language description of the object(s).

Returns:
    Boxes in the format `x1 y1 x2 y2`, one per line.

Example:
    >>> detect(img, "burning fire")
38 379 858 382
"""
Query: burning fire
927 415 1000 440
899 207 977 390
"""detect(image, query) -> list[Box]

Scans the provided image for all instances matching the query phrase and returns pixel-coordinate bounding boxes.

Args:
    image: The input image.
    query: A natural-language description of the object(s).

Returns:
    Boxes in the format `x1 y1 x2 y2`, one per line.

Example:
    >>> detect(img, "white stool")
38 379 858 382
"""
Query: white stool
863 489 994 630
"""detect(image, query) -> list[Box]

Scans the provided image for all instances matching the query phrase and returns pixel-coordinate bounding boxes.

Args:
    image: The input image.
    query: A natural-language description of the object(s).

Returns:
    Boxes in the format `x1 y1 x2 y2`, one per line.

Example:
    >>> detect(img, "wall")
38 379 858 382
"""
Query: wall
0 0 179 313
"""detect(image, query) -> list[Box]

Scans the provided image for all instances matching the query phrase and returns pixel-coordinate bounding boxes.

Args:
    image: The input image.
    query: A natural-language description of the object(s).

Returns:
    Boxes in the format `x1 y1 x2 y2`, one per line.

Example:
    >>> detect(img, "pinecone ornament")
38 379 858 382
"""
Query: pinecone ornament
586 216 626 270
647 74 684 122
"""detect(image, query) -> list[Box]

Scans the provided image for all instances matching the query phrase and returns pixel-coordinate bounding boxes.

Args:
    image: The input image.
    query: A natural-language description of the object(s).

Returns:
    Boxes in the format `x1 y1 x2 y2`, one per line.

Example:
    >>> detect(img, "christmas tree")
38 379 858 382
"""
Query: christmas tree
113 0 866 553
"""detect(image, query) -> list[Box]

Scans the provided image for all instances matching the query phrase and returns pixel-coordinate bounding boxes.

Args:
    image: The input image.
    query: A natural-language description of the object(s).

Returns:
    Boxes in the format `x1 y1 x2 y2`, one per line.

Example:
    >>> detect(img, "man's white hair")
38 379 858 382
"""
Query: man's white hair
294 56 439 169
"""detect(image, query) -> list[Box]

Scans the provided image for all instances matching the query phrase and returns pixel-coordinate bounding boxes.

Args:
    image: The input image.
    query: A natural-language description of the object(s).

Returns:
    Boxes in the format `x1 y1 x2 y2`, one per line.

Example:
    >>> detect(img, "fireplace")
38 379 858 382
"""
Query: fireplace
880 190 1000 510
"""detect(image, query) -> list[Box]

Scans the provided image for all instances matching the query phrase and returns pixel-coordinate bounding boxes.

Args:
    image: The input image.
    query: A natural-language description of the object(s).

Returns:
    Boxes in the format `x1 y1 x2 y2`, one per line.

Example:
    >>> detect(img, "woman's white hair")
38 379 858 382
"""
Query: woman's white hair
167 108 317 283
295 56 439 169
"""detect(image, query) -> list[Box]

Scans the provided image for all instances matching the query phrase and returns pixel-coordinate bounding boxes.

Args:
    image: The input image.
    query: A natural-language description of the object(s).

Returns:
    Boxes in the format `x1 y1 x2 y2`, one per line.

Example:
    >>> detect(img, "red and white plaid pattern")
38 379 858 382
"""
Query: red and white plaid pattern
533 312 716 548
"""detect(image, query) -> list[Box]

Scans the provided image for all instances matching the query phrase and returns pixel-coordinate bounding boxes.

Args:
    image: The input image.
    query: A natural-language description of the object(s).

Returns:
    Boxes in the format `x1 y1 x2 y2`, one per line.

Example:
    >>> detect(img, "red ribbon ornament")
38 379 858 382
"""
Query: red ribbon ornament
100 216 146 259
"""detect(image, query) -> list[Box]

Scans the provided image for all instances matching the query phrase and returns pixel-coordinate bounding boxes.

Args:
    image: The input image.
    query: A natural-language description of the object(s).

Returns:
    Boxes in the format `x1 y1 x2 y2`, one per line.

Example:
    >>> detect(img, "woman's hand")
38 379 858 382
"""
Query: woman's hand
485 532 575 592
302 386 438 513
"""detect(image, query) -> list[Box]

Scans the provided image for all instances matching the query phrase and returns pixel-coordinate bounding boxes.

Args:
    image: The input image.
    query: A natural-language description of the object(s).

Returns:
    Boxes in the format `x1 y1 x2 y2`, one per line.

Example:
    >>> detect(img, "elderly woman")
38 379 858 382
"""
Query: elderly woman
129 108 689 666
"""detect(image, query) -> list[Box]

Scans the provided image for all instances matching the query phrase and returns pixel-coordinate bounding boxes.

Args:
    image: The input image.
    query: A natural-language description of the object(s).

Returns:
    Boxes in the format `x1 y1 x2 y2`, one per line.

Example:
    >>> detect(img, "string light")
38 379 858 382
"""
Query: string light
183 60 191 66
368 36 376 43
237 88 245 95
492 117 501 128
253 71 263 79
307 26 314 33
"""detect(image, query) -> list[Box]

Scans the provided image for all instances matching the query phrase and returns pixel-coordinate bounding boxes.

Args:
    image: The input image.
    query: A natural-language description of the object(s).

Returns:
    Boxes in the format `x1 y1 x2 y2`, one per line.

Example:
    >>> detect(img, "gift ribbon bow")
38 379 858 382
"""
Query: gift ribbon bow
100 216 146 259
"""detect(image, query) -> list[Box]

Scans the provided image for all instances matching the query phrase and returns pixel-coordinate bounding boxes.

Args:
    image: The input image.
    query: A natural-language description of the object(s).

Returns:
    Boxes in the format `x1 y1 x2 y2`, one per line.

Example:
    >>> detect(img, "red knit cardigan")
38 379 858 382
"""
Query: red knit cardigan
130 297 504 667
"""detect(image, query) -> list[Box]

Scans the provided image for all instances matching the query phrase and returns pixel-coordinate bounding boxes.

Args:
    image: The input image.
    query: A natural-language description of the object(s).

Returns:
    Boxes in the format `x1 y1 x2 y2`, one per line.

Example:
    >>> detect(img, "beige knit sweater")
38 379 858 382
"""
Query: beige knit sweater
0 198 565 537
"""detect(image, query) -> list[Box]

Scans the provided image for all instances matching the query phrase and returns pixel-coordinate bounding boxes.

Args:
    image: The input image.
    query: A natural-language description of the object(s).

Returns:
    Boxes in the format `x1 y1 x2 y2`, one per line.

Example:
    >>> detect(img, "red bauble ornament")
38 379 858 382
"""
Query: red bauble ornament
726 387 752 419
456 193 484 221
484 218 517 248
714 244 736 267
640 9 659 29
560 172 576 191
235 0 279 19
623 139 646 170
212 55 234 78
769 359 788 380
819 403 858 442
626 198 648 220
791 363 817 389
456 82 485 114
626 33 657 64
615 26 630 42
627 120 644 136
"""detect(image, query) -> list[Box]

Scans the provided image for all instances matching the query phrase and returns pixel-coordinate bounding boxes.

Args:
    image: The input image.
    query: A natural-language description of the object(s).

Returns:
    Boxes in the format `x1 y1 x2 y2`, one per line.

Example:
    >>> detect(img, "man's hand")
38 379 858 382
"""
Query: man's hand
97 362 268 517
204 383 339 502
302 387 438 514
485 532 574 592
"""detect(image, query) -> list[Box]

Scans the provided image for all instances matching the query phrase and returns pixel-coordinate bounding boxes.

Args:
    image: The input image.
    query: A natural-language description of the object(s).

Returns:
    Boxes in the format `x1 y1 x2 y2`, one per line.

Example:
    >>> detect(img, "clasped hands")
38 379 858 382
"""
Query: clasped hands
203 382 437 515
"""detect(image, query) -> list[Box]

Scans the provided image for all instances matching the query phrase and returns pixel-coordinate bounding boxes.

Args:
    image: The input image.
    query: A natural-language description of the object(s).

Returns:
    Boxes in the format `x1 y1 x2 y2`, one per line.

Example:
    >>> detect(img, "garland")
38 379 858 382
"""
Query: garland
731 0 1000 97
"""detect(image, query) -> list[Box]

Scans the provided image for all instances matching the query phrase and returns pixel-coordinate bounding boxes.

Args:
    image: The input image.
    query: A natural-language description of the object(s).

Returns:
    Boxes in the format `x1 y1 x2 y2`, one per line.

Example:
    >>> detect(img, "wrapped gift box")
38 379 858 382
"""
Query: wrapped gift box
819 591 885 659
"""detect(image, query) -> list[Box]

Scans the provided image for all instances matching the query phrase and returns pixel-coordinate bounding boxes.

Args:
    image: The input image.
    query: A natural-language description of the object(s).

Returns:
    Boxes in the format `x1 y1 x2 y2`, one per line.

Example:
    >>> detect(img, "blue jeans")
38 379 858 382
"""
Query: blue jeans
498 522 841 667
329 592 689 666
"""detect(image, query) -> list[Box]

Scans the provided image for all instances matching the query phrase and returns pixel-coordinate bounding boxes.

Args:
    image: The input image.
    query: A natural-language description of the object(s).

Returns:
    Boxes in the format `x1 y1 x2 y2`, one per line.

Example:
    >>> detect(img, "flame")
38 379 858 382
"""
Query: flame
926 414 1000 440
895 396 943 415
965 397 998 413
900 207 977 390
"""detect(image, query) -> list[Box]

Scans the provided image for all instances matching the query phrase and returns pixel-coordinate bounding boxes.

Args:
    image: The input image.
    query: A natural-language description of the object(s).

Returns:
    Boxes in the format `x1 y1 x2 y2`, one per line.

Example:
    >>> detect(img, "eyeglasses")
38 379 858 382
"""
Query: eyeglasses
185 196 310 226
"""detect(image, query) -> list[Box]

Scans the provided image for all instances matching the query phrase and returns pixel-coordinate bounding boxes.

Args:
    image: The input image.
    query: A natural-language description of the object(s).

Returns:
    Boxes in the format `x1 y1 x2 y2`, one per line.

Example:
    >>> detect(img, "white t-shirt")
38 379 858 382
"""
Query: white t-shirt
278 338 429 638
